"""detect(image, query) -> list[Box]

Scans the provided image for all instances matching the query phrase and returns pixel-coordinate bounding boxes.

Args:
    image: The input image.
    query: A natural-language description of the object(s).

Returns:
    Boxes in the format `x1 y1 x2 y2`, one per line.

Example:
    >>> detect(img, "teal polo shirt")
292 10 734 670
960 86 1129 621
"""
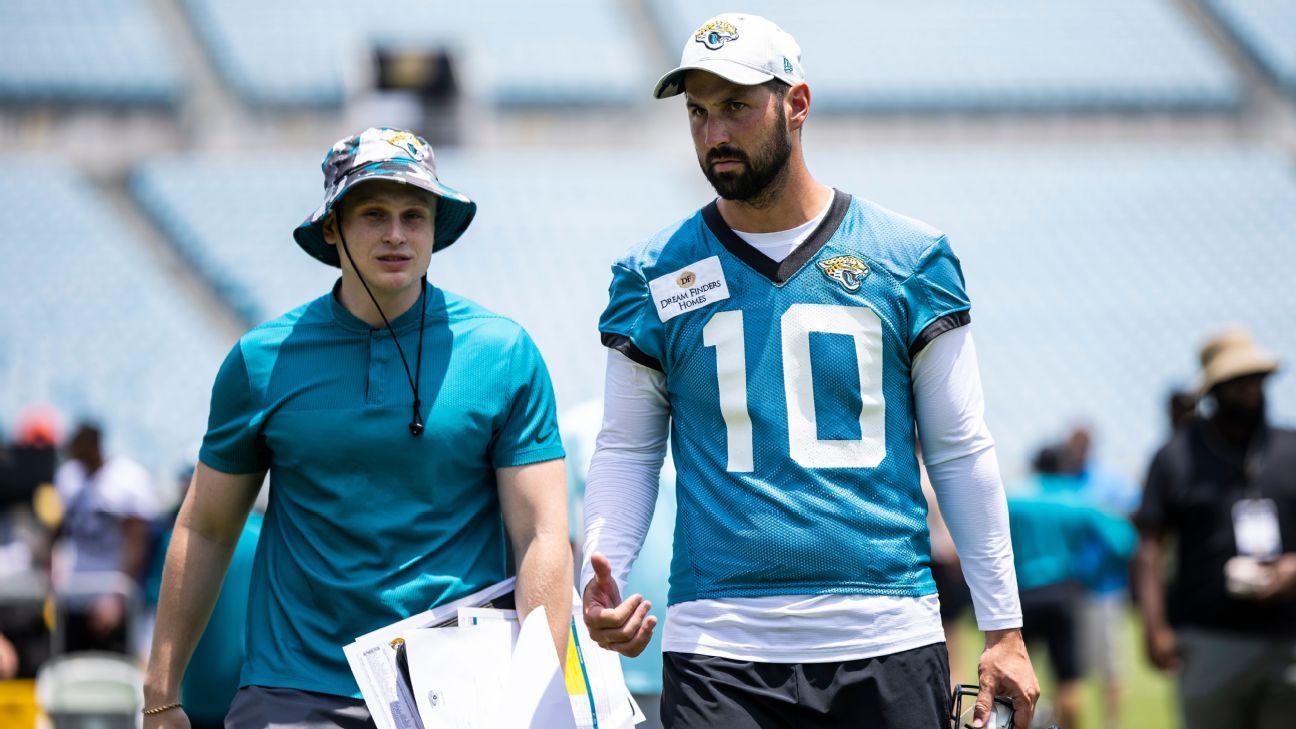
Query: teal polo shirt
199 282 565 698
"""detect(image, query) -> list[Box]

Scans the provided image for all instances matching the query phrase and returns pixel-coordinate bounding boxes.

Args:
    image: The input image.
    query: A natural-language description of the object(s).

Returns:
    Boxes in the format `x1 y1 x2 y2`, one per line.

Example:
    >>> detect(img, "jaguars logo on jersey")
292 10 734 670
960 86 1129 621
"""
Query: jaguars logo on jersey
817 255 870 292
695 20 739 50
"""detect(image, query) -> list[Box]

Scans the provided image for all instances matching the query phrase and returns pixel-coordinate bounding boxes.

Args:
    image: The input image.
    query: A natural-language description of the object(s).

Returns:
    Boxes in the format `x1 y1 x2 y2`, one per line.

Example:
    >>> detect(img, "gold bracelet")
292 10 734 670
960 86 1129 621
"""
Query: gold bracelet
142 703 182 716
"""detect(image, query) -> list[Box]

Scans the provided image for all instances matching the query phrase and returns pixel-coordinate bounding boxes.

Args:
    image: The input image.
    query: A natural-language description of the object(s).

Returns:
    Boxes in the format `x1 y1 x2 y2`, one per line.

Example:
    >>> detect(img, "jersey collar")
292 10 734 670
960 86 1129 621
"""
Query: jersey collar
701 188 851 285
328 278 436 334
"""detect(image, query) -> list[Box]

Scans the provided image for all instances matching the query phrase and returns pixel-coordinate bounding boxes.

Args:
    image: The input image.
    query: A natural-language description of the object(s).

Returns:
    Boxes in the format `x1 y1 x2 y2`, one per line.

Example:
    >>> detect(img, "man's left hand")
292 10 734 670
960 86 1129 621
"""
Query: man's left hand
974 628 1039 729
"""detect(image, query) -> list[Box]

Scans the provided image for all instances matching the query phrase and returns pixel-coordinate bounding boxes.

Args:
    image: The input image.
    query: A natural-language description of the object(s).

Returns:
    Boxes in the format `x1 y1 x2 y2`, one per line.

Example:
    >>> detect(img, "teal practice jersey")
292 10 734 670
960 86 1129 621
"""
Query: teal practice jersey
599 191 971 606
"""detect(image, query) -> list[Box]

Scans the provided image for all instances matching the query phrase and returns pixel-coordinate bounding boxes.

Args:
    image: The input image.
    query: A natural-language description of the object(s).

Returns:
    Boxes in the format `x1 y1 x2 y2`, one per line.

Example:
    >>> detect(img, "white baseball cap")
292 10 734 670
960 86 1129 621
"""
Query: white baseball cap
653 13 805 99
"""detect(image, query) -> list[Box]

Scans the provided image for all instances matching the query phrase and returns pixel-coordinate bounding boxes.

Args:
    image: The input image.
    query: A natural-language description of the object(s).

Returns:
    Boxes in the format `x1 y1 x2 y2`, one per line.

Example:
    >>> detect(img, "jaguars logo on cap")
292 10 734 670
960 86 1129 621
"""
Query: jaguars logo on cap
818 255 870 292
381 129 427 158
695 20 739 50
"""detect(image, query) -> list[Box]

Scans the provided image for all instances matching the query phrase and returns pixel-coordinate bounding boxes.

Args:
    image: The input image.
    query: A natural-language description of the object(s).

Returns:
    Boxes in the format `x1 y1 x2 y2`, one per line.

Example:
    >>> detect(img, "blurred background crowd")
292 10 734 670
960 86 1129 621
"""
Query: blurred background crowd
2 1 1295 728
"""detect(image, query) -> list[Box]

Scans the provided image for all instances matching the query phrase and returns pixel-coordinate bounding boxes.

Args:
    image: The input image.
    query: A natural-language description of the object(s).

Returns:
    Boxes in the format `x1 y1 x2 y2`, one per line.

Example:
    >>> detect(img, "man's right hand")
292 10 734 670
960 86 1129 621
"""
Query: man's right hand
581 552 657 657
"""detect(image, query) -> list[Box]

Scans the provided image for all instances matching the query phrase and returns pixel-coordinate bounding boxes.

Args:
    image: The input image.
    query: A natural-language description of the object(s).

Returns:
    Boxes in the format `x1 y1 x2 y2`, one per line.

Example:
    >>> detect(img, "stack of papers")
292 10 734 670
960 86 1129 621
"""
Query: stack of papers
344 579 644 729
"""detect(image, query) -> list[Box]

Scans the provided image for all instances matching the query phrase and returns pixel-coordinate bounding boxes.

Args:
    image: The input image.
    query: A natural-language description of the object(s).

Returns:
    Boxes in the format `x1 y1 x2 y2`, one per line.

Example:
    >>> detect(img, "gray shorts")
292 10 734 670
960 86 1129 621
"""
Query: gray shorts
225 685 375 729
1177 628 1296 729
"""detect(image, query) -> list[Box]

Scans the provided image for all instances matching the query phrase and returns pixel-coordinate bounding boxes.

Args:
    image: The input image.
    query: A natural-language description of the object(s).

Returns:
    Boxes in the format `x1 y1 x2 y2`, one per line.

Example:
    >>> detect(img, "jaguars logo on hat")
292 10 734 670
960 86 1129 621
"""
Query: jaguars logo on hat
381 129 427 158
695 20 739 50
818 255 870 292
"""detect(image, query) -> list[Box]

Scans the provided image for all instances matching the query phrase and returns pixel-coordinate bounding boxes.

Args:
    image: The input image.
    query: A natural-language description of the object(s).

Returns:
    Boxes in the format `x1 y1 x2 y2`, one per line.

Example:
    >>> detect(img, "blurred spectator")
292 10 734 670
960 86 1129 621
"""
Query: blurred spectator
1009 446 1137 729
1134 329 1296 729
1056 425 1141 514
1168 390 1198 432
1053 426 1140 722
0 406 61 678
53 422 158 654
1 405 61 518
14 404 63 450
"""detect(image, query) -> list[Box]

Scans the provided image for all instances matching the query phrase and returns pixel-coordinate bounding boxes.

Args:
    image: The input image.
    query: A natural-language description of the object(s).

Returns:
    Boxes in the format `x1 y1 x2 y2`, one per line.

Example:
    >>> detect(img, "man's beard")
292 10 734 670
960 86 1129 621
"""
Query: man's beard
1215 393 1266 430
700 110 793 206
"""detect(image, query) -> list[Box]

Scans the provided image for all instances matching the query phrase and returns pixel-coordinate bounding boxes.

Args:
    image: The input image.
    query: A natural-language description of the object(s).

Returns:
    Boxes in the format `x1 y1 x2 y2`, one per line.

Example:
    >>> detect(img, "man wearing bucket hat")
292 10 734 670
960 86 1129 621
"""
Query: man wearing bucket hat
143 128 572 729
580 13 1037 729
1135 329 1296 729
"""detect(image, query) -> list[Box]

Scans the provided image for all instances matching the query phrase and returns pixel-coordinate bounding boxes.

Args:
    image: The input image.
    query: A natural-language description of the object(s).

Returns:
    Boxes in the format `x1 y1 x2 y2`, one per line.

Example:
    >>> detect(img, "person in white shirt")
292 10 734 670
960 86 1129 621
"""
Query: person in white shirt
54 422 157 653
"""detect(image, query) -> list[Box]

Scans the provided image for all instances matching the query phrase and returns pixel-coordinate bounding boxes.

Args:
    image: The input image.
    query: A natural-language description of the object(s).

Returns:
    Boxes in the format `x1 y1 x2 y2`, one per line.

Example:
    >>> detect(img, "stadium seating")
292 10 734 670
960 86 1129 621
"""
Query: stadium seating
181 0 652 108
129 154 334 324
130 146 1296 479
647 0 1241 112
1202 0 1296 96
0 162 227 473
0 0 183 105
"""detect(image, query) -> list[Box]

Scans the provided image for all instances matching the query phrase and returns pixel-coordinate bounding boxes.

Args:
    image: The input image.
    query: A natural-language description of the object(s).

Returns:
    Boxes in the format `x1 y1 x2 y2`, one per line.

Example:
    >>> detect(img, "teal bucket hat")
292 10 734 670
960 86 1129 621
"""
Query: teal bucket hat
293 127 476 266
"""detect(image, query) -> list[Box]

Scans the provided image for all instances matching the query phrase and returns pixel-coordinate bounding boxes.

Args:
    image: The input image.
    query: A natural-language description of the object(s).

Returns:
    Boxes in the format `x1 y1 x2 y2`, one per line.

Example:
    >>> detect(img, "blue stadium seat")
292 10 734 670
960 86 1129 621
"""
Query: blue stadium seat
130 146 1296 480
182 0 651 108
129 154 333 323
1203 0 1296 96
0 162 228 473
646 0 1241 112
0 0 183 105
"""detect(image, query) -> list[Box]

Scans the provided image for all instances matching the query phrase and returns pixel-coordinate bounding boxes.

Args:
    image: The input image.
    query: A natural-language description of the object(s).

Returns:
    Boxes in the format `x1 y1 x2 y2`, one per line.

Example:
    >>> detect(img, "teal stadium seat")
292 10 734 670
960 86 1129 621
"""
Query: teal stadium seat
0 163 227 473
182 0 651 108
0 0 183 105
1203 0 1296 96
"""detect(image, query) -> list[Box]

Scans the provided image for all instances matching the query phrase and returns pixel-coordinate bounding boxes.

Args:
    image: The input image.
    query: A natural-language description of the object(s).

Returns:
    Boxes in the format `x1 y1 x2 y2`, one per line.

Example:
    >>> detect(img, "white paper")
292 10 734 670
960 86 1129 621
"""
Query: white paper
345 578 516 729
501 606 578 729
568 608 644 729
457 607 521 647
409 619 513 729
347 579 644 729
343 640 424 729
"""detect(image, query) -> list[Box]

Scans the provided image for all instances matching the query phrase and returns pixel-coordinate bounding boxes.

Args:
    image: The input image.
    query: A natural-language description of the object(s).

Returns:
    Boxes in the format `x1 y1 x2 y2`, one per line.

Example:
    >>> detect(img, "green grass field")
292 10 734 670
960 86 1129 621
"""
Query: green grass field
952 608 1179 729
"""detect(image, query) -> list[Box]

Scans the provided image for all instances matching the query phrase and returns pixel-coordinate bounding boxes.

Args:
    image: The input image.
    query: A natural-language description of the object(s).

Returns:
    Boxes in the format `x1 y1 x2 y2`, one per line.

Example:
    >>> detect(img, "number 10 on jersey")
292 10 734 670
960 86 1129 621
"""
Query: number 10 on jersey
702 304 886 471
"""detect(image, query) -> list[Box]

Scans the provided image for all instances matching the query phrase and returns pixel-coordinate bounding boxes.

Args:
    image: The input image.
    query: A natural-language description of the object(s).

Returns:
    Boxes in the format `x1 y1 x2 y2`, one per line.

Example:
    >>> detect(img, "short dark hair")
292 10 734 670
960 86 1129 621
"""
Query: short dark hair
763 78 791 98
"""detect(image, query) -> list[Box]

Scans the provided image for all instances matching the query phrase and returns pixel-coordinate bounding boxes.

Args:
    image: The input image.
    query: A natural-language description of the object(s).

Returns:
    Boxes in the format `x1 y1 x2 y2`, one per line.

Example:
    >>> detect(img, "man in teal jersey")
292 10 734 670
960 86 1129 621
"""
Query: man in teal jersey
581 14 1039 729
143 128 572 729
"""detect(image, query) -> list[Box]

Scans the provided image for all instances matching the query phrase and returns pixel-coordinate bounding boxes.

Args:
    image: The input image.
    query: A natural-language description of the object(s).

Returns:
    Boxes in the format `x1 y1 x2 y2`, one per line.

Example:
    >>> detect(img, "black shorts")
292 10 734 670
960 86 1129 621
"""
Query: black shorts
1018 582 1081 683
661 642 950 729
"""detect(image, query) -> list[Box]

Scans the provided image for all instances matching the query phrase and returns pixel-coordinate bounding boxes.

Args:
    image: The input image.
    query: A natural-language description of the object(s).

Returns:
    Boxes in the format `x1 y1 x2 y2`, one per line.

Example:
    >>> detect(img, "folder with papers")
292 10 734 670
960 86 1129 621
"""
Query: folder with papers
344 579 643 729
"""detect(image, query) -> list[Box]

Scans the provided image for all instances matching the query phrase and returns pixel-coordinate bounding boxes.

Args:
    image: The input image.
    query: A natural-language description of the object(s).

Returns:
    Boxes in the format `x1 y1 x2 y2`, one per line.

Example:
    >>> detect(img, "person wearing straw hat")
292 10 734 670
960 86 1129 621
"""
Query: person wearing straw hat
142 128 572 729
580 13 1038 729
1134 328 1296 729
